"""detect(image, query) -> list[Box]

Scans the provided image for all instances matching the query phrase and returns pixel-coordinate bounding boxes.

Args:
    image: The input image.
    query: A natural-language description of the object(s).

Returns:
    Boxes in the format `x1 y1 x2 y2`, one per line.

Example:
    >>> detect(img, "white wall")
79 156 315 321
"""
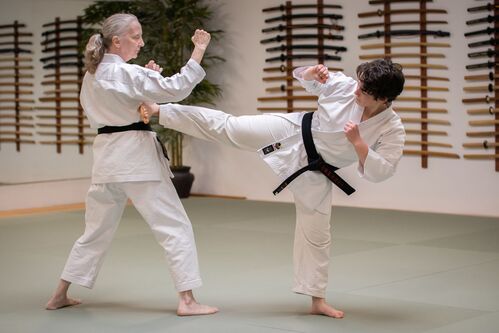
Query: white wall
0 0 498 217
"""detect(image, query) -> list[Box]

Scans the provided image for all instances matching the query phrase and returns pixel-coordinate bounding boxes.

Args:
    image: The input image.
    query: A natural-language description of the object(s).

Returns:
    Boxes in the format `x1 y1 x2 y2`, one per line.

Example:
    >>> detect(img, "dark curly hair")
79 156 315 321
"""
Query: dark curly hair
356 58 405 103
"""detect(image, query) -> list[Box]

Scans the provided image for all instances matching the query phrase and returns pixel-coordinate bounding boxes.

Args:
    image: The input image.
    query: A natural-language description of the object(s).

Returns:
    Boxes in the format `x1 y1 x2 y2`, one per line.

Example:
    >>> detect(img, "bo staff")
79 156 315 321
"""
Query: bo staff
463 154 499 159
464 73 494 81
394 106 447 113
0 65 33 70
262 4 341 12
466 130 499 137
405 129 447 135
0 82 33 87
467 107 499 115
266 54 341 62
257 107 316 112
42 79 82 85
0 123 34 127
262 24 344 33
0 32 32 38
41 28 82 37
37 132 95 137
39 97 79 102
0 74 33 78
404 75 449 82
41 36 80 46
0 56 32 62
397 96 446 102
358 30 450 39
400 63 448 70
361 42 450 49
463 141 499 148
265 14 343 24
359 21 446 29
261 34 343 44
36 124 90 128
0 138 35 144
463 84 499 93
263 75 294 81
258 96 317 102
0 130 32 136
0 90 33 95
0 115 32 120
0 106 33 111
462 95 495 104
36 106 80 111
44 89 80 95
39 140 93 145
266 85 305 92
0 41 31 46
0 98 34 103
403 149 460 159
404 85 449 92
405 140 453 148
43 62 83 70
469 119 499 126
401 117 450 125
0 47 31 54
358 9 447 18
44 72 82 78
36 115 86 120
359 53 445 60
266 44 347 53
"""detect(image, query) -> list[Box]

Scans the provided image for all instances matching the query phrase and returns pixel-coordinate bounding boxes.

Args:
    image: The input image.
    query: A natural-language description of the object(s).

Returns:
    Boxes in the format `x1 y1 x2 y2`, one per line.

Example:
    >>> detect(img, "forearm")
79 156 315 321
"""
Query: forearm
190 45 206 64
353 140 369 167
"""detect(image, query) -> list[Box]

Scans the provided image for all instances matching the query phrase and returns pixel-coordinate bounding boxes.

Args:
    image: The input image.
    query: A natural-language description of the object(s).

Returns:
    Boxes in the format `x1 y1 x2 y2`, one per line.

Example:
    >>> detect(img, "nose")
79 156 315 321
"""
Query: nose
139 37 144 47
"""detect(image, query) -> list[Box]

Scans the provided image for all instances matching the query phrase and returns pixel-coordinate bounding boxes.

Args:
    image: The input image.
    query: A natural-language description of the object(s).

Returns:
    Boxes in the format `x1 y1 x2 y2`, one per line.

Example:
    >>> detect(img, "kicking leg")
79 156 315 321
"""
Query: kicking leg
158 103 297 151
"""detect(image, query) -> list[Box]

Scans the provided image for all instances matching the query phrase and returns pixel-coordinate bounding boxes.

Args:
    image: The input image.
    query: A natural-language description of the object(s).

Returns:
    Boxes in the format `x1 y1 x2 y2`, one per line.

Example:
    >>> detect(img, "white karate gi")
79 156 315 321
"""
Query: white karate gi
158 67 406 298
61 54 206 291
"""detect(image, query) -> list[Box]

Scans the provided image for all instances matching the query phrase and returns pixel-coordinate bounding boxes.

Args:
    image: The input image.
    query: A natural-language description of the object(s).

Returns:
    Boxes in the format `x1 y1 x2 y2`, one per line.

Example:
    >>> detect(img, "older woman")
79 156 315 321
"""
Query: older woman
140 59 405 318
46 13 217 316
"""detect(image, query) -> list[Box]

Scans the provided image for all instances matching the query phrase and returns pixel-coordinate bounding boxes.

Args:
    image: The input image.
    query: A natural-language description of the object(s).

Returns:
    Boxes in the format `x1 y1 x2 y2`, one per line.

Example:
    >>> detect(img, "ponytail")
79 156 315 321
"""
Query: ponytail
84 33 106 74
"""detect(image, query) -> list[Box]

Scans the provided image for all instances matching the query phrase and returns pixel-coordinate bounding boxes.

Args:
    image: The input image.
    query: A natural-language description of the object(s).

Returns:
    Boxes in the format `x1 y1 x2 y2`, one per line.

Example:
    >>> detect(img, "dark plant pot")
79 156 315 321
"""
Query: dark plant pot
171 166 195 198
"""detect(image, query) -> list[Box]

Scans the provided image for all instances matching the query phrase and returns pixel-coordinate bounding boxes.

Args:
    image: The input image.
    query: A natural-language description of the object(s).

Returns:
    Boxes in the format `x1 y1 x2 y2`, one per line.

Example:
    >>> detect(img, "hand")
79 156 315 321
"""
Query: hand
344 120 361 145
144 60 163 73
191 29 211 51
303 64 329 83
138 102 159 124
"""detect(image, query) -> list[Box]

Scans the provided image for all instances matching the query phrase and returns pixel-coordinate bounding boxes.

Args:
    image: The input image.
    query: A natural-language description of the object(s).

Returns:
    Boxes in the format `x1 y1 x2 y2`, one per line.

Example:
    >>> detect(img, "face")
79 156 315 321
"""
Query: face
354 80 387 111
112 20 144 62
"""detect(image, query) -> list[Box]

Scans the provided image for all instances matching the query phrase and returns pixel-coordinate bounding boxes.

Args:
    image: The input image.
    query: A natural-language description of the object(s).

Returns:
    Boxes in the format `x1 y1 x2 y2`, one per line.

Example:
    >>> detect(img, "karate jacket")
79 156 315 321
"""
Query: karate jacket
259 68 406 213
80 54 205 184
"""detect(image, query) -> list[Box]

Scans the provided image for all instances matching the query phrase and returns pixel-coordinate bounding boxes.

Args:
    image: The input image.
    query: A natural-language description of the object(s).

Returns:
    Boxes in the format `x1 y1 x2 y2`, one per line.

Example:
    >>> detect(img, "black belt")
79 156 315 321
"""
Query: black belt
273 112 355 196
97 121 169 160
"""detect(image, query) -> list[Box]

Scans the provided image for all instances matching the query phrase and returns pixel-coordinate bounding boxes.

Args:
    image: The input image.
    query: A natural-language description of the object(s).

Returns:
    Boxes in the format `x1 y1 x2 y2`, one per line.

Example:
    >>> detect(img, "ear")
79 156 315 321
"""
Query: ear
111 35 120 49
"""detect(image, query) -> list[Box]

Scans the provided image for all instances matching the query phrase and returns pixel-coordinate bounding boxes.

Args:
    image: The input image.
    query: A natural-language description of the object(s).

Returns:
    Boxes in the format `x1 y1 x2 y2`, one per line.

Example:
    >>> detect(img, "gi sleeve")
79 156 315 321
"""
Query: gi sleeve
293 67 351 98
357 122 406 182
133 59 206 103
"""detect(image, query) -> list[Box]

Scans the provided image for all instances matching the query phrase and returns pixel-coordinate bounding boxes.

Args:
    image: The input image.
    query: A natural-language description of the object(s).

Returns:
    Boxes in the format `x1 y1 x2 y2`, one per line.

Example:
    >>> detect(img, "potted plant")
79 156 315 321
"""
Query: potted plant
82 0 224 197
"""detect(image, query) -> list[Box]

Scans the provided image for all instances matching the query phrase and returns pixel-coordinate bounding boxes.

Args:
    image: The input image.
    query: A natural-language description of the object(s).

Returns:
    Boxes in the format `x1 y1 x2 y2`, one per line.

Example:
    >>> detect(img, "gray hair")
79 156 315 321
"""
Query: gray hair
83 13 138 74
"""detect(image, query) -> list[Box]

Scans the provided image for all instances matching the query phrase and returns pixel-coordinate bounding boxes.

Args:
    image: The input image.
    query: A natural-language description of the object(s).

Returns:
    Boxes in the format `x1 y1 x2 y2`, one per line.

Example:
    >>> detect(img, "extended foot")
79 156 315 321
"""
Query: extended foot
177 301 218 316
45 295 81 310
311 299 344 318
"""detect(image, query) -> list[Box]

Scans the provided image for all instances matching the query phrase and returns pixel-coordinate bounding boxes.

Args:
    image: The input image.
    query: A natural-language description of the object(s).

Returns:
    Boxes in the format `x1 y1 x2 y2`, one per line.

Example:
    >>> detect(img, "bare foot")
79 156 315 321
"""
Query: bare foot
177 301 219 316
311 297 344 318
177 290 218 316
45 295 81 310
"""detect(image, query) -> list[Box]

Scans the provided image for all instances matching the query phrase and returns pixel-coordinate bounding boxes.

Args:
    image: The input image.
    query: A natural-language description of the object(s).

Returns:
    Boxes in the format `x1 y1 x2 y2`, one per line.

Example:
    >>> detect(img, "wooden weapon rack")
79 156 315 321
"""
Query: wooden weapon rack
37 16 93 154
0 21 35 151
358 0 458 168
258 0 346 113
462 0 499 171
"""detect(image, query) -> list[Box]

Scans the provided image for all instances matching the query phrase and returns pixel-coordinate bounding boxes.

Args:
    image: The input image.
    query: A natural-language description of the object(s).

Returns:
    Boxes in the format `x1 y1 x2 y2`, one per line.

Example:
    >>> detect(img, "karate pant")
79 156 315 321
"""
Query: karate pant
61 175 202 292
159 103 332 298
